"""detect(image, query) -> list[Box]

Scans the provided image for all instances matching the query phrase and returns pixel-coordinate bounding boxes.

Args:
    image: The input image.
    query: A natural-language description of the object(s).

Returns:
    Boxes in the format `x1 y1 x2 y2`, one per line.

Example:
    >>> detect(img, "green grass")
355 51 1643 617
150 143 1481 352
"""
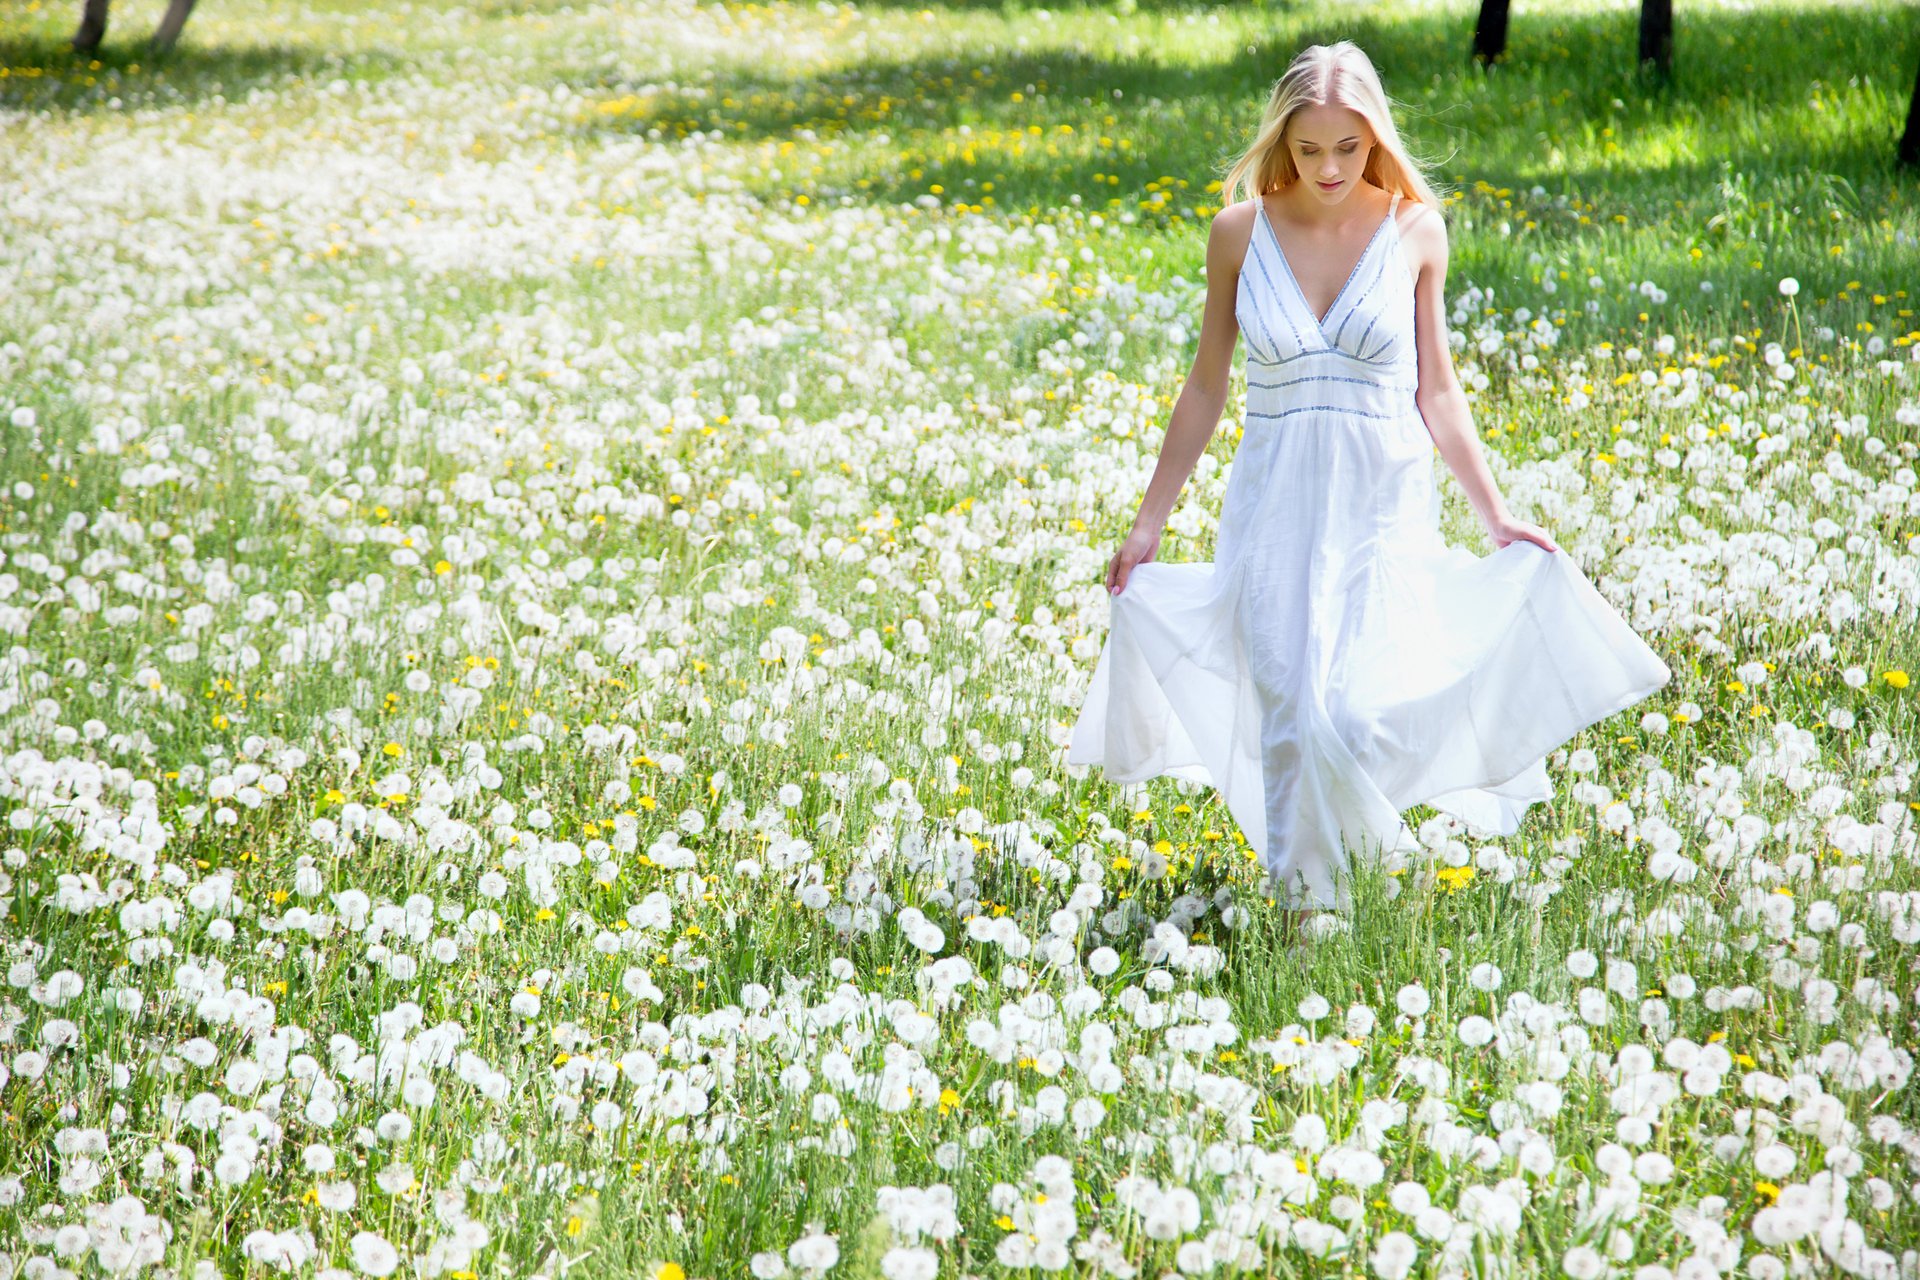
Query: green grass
1 0 1917 1276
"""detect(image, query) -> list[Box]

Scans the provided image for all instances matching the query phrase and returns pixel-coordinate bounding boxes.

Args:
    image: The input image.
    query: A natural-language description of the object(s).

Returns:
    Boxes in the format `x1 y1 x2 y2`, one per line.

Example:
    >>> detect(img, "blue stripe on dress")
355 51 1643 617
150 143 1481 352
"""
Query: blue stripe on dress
1248 372 1400 392
1236 276 1284 365
1246 225 1308 354
1329 250 1392 349
1246 403 1407 423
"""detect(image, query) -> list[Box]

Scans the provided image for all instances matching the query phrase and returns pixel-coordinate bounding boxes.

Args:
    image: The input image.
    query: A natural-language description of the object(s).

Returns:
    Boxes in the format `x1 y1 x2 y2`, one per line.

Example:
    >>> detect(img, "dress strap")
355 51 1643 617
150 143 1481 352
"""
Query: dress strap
1388 191 1401 216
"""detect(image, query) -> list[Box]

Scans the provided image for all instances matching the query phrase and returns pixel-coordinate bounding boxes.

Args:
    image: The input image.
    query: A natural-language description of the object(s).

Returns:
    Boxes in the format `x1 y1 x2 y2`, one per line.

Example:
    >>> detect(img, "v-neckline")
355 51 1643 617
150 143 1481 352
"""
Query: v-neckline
1257 193 1396 339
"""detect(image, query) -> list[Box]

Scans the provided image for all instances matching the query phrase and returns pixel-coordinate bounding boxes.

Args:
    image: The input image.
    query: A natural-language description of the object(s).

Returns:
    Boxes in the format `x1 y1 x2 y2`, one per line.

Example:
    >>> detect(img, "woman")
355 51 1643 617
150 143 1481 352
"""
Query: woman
1066 41 1670 923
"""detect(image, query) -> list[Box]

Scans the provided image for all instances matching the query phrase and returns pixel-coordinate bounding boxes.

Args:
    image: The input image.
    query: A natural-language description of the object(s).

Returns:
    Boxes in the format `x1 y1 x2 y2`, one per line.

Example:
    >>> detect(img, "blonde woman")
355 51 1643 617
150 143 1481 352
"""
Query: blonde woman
1067 41 1669 924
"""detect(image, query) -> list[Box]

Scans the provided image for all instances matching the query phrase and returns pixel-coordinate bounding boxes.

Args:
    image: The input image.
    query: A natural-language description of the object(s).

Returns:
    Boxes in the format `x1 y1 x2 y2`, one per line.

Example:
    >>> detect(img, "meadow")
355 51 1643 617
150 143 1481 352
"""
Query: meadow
1 0 1918 1275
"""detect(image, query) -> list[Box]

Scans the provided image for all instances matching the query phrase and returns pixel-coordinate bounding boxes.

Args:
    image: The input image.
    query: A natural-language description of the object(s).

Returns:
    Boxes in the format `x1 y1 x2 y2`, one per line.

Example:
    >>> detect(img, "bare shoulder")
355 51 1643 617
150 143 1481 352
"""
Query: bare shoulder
1395 199 1448 281
1208 198 1261 278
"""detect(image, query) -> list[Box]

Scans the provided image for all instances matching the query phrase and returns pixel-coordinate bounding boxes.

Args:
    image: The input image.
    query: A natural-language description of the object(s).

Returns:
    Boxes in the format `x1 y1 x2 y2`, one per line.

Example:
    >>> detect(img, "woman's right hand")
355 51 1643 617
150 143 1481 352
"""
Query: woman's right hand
1105 524 1163 596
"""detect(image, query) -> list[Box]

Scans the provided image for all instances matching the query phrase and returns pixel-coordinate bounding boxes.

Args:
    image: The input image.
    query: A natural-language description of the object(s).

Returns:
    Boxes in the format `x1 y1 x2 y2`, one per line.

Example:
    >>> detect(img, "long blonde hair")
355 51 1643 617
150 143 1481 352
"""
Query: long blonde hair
1220 41 1449 214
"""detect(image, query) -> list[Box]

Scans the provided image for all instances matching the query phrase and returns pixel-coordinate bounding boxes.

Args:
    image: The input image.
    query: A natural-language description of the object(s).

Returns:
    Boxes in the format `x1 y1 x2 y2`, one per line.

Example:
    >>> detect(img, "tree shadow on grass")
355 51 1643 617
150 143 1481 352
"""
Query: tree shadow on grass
849 0 1320 11
554 2 1914 229
0 30 414 115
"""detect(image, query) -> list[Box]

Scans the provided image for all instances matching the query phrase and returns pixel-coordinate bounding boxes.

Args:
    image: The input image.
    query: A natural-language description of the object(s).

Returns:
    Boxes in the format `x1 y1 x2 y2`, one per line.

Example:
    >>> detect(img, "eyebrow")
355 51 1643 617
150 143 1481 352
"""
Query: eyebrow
1295 135 1361 146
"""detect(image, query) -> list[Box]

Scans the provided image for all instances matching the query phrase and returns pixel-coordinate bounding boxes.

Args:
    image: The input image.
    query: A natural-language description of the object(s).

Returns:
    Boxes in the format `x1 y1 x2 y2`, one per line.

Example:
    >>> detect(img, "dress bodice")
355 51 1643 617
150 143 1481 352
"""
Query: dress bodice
1235 190 1419 424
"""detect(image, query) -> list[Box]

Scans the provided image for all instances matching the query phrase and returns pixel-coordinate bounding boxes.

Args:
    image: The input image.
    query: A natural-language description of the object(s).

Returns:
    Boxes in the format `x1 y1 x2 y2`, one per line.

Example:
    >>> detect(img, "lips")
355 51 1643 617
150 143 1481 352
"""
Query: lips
1317 180 1341 190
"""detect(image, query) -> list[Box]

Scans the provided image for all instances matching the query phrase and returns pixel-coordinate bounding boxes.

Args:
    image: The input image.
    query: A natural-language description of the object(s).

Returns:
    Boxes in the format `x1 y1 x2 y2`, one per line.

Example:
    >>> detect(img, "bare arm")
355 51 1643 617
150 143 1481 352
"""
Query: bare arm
1107 205 1251 593
1405 207 1559 553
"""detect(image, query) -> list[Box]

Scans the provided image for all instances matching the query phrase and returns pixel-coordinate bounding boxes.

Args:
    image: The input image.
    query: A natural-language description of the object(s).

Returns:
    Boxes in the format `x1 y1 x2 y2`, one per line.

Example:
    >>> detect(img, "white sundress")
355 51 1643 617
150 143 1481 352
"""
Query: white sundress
1067 188 1672 911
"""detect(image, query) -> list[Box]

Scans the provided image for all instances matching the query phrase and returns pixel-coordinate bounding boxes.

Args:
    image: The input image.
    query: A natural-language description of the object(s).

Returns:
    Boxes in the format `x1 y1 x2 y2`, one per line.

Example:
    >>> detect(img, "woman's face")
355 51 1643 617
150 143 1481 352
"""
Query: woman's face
1285 103 1375 201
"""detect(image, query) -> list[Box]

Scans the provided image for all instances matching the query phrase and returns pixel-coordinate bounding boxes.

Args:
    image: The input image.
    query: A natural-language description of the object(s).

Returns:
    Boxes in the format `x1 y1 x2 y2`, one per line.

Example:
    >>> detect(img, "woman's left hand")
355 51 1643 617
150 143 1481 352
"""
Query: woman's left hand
1486 513 1560 553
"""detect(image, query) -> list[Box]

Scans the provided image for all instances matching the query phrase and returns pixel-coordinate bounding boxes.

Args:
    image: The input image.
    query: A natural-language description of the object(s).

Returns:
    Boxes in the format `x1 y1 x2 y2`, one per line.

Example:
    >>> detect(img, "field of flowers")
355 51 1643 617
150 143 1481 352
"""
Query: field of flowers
2 0 1918 1275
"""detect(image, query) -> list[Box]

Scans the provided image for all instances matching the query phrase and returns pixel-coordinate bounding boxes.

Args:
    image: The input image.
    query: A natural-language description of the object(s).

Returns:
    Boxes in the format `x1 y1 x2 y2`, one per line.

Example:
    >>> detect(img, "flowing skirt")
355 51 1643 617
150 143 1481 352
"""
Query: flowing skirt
1066 533 1671 911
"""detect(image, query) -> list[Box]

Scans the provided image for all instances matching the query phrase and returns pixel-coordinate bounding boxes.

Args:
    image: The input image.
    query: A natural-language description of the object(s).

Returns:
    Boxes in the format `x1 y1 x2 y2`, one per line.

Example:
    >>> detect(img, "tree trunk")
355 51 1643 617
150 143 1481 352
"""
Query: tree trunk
71 0 111 54
1472 0 1511 66
1900 54 1920 169
1638 0 1673 79
150 0 199 52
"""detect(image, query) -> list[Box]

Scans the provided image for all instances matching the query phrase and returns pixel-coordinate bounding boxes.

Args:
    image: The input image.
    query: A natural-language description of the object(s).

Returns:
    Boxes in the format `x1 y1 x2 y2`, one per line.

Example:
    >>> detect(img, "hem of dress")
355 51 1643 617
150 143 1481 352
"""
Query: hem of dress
1397 659 1672 821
